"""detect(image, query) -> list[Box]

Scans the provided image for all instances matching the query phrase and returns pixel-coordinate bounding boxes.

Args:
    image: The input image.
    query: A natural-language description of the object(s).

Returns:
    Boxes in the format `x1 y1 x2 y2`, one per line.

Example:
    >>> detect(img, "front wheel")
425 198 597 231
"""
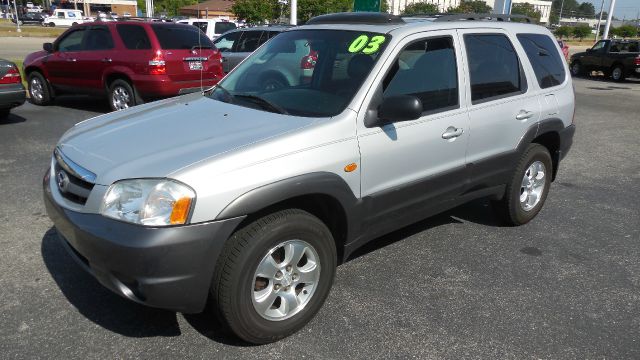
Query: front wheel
28 72 52 105
492 144 552 226
211 209 337 344
570 61 584 77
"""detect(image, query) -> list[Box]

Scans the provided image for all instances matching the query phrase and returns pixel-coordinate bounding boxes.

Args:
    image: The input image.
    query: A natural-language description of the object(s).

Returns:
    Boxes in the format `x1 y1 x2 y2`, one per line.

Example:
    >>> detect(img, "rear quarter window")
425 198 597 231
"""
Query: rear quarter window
151 24 213 49
517 33 566 89
214 22 236 35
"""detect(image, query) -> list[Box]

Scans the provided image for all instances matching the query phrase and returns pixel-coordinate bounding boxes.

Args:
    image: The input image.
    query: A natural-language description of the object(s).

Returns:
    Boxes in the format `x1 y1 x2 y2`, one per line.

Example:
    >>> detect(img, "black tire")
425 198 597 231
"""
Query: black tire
492 144 552 226
570 61 584 77
108 79 142 111
71 22 78 26
610 64 626 82
48 22 55 27
211 209 337 344
27 71 52 106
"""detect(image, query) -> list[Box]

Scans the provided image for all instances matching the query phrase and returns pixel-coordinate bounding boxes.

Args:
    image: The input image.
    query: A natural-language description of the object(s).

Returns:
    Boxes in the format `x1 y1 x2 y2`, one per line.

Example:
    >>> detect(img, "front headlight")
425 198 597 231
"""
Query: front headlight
100 179 196 226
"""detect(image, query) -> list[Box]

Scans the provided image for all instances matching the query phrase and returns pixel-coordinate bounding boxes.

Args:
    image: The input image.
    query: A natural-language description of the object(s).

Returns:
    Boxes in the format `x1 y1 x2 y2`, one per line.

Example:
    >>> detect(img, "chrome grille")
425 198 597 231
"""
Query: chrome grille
53 148 96 205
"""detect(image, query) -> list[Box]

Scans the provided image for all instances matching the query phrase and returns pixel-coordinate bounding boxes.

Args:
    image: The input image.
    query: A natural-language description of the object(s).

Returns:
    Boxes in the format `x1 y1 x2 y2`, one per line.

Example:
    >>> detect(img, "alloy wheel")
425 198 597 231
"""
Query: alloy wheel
252 239 320 321
520 160 546 211
30 77 44 101
111 86 131 110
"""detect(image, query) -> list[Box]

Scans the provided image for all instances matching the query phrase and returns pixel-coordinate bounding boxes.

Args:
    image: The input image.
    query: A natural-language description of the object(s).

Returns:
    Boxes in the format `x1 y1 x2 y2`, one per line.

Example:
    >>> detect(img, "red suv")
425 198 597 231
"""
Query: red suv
23 21 224 111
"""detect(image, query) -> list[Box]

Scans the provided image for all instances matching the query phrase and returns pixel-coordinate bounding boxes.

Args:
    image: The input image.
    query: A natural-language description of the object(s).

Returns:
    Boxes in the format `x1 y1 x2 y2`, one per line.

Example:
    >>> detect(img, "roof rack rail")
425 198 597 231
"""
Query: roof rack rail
403 13 533 23
306 12 405 25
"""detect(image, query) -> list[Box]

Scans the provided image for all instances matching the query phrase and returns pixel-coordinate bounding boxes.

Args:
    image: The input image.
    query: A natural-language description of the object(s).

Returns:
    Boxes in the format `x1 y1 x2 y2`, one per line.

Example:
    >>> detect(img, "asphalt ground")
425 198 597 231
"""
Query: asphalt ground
0 76 639 359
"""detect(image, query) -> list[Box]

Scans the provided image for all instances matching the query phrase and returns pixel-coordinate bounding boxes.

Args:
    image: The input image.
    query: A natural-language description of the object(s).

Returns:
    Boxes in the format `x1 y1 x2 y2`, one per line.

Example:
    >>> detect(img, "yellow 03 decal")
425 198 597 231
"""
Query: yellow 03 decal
348 35 386 54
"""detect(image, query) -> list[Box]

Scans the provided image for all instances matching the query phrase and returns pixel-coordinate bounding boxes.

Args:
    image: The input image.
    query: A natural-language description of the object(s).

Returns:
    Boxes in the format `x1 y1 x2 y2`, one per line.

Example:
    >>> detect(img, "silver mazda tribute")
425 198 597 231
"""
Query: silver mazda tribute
44 12 576 343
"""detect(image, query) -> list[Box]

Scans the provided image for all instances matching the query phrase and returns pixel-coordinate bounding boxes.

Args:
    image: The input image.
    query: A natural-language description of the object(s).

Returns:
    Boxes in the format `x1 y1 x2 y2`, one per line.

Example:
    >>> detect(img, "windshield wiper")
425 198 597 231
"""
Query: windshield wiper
206 83 234 101
234 94 289 115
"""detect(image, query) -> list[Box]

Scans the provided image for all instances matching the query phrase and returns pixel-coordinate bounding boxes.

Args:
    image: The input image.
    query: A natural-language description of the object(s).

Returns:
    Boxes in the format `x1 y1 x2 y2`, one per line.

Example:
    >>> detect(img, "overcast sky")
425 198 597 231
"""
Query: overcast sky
581 0 639 20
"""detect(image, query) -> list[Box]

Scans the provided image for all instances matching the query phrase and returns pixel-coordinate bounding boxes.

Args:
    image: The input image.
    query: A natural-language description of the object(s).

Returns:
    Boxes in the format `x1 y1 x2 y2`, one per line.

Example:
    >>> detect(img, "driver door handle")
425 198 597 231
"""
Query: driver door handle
442 126 464 140
66 58 77 62
101 58 112 63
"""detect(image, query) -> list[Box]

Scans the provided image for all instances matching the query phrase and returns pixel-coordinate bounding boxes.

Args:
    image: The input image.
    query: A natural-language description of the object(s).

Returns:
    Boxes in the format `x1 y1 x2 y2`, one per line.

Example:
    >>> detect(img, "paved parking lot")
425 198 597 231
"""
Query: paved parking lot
1 76 639 359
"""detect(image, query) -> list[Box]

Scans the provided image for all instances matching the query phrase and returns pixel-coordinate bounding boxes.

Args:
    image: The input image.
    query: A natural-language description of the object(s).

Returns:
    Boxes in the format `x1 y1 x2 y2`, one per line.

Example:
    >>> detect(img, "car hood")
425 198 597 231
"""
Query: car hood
57 93 320 185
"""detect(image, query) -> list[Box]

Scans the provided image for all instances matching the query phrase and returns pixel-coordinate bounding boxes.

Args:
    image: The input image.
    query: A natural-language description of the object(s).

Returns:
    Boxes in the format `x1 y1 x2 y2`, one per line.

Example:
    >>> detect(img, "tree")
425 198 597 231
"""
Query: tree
577 2 595 18
401 2 438 15
614 25 638 38
447 0 492 14
298 0 352 23
554 26 572 39
511 3 542 23
231 0 277 24
154 0 198 17
572 24 592 41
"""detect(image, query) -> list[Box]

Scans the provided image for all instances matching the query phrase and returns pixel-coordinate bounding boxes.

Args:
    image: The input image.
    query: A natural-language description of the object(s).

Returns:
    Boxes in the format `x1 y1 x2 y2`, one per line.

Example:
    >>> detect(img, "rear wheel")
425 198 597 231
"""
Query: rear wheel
28 72 52 106
611 65 625 82
48 22 55 27
211 209 337 344
108 79 141 111
71 22 78 26
492 144 552 226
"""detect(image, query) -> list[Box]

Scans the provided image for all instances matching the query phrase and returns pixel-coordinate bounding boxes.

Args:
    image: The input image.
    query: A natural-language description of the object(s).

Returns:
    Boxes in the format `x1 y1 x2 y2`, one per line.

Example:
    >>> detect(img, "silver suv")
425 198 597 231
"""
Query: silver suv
43 13 576 344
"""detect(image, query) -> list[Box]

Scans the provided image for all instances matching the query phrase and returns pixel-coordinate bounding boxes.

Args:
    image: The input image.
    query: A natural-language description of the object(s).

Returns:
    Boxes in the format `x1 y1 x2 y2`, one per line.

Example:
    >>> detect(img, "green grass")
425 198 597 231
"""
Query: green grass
0 18 64 38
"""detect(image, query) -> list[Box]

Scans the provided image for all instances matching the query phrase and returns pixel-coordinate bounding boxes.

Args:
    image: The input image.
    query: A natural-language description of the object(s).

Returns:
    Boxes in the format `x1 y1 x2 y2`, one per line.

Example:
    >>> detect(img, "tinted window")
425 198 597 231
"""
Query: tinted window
464 34 526 104
213 31 239 52
116 24 151 50
151 24 213 50
214 22 236 35
236 31 263 52
84 26 114 51
517 33 566 88
57 29 85 52
591 40 606 51
193 21 208 33
383 37 458 114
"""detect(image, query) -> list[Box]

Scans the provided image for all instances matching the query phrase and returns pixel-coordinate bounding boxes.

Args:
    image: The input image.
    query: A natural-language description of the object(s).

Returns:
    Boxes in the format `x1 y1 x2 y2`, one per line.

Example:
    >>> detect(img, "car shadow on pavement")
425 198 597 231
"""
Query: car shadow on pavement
42 227 252 345
0 112 26 125
41 228 182 338
50 96 111 114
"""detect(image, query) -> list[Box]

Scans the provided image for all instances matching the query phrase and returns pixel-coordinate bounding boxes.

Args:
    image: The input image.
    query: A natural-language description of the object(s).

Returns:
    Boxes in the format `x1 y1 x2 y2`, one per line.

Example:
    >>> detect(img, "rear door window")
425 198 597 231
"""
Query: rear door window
213 31 239 52
84 26 114 51
116 24 151 50
517 33 566 88
236 31 263 53
151 24 212 49
464 34 526 104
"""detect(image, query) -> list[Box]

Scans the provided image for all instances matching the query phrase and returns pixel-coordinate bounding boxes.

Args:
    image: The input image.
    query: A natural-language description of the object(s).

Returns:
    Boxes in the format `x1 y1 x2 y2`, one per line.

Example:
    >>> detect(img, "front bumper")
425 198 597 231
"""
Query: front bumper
43 174 244 313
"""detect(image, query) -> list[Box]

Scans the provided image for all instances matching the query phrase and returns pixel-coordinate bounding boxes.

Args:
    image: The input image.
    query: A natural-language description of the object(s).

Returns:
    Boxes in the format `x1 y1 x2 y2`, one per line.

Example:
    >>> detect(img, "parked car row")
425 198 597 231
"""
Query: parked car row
0 59 26 118
570 39 640 82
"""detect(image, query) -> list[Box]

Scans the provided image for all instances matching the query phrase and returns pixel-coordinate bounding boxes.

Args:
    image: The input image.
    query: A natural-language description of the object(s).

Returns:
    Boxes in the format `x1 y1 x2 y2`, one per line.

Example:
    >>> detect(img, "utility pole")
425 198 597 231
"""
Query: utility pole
12 0 20 33
603 0 616 40
290 0 296 25
595 0 605 41
557 0 565 26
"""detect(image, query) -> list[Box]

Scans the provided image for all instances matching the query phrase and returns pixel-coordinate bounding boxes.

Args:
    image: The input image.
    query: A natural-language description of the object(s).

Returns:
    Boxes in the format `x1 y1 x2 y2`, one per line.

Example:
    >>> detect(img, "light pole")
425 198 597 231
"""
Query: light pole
603 0 616 40
557 0 565 26
290 0 296 25
595 0 605 41
12 0 20 33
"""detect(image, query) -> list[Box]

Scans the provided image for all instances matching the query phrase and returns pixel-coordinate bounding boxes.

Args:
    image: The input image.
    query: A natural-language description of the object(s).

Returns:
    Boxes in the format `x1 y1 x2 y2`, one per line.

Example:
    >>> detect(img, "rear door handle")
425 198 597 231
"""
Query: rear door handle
516 110 534 120
442 126 464 140
101 58 112 63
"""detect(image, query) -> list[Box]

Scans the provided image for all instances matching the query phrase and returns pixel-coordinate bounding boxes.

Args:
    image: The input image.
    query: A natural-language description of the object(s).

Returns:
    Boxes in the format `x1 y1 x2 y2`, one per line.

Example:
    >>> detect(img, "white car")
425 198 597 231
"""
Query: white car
176 18 237 40
45 9 84 27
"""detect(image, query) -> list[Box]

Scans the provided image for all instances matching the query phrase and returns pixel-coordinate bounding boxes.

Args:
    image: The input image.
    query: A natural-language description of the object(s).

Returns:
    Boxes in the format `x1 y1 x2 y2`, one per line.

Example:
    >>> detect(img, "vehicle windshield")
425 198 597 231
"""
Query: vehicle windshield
208 30 390 117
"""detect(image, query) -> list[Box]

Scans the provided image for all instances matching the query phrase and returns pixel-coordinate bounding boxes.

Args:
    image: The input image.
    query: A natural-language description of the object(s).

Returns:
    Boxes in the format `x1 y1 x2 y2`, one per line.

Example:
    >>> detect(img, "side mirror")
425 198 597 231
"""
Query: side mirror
43 43 53 53
376 95 423 124
586 48 593 53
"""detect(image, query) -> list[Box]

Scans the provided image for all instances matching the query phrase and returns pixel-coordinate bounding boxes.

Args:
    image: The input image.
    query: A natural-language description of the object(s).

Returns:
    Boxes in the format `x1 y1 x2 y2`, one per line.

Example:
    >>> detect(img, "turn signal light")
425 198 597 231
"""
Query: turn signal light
0 66 21 84
170 197 192 225
344 163 358 172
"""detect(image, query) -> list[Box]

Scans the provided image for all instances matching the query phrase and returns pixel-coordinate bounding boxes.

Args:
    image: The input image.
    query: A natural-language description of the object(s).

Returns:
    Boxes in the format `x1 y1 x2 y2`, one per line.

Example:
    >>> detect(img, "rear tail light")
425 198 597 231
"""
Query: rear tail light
0 66 22 84
634 56 640 66
148 50 166 75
